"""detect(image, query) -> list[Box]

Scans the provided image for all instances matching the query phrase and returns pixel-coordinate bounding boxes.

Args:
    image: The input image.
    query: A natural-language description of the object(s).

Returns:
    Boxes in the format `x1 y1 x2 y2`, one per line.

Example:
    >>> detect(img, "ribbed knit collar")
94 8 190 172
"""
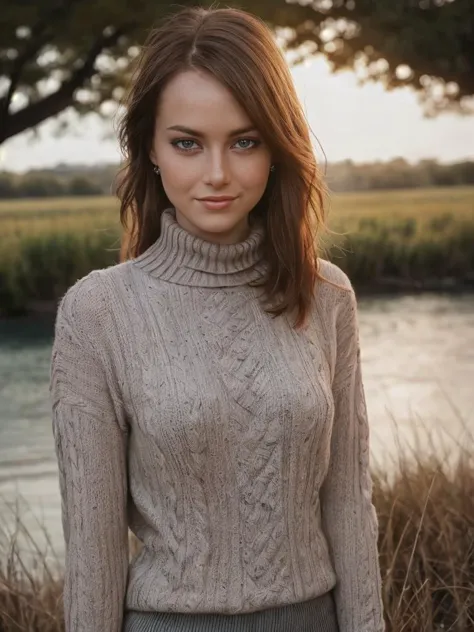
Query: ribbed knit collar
131 207 269 288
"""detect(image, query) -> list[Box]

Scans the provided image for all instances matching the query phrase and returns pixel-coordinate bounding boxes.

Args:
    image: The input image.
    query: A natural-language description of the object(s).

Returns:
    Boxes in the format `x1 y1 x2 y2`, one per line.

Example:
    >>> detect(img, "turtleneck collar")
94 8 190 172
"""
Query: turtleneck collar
131 207 269 288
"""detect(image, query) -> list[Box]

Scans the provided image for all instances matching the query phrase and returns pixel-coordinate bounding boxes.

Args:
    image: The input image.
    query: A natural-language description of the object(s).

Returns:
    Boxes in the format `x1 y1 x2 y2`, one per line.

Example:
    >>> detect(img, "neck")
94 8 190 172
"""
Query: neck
131 207 269 288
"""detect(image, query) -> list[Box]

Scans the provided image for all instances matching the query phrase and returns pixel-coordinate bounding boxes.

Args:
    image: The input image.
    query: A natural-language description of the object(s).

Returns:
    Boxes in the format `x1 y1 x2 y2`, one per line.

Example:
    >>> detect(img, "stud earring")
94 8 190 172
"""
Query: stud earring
270 165 275 172
153 165 161 175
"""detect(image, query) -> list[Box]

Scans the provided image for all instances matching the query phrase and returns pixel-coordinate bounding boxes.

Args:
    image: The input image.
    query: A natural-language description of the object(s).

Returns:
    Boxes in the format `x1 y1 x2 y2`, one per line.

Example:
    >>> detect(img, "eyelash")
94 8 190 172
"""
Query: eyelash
171 138 261 153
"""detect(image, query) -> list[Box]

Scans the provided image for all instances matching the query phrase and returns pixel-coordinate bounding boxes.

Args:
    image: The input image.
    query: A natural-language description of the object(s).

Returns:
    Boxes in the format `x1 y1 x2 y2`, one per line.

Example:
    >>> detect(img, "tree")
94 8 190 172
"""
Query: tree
68 175 103 195
18 173 65 197
0 172 17 198
264 0 474 117
0 0 181 144
1 0 473 145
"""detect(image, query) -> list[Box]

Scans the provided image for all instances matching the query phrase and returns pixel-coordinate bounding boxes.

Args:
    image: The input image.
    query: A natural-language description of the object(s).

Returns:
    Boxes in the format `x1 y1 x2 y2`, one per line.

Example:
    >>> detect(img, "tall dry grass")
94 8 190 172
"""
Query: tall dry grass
1 436 473 631
1 187 474 317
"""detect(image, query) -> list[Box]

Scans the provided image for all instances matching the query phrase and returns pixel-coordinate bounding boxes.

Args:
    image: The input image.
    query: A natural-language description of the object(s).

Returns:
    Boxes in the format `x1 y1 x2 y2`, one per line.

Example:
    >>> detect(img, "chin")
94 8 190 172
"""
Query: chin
192 212 250 243
198 218 242 236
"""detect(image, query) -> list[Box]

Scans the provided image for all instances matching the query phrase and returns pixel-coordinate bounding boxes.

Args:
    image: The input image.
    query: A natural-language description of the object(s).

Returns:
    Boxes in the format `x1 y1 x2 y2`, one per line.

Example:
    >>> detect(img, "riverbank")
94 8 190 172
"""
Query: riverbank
2 246 474 319
1 187 473 318
1 437 473 631
2 283 474 323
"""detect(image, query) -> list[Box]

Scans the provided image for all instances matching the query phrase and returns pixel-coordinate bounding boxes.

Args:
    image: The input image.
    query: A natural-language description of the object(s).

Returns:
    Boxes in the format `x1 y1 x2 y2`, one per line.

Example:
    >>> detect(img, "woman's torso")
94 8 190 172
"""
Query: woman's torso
95 261 340 614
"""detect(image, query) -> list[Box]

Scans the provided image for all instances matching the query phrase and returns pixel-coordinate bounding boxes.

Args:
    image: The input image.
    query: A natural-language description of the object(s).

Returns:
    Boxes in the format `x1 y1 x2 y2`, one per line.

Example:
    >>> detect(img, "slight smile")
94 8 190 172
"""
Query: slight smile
198 196 237 201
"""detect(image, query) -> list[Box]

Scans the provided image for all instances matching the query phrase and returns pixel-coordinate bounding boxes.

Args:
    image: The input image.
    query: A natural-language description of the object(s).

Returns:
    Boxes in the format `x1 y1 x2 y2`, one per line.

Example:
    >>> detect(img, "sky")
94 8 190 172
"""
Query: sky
2 56 474 173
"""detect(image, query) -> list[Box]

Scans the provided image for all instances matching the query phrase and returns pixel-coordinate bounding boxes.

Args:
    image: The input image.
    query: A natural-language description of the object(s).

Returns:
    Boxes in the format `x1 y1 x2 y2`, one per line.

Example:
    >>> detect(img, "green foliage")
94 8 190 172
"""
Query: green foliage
68 176 103 196
0 0 196 143
1 187 473 316
329 218 474 287
0 229 120 316
327 158 474 192
0 168 114 198
266 0 474 116
0 173 17 198
19 174 66 197
1 0 473 144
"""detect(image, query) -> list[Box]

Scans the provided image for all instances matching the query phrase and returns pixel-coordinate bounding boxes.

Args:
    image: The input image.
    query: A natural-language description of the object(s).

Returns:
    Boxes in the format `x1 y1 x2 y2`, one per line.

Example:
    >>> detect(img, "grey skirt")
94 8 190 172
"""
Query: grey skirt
122 591 339 632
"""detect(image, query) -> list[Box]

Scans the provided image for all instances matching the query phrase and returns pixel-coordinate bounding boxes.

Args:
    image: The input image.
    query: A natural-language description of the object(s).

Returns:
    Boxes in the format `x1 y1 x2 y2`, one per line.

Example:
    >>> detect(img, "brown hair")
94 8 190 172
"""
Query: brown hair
117 5 337 330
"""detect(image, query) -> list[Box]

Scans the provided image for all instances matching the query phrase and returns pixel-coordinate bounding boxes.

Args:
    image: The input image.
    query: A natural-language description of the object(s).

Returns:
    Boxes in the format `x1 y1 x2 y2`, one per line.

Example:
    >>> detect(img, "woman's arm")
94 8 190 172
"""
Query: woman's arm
50 272 129 632
320 282 385 632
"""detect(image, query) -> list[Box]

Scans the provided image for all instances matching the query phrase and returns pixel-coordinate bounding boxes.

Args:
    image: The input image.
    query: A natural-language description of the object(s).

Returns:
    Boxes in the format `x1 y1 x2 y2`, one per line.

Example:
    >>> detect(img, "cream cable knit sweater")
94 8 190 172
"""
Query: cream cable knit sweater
50 207 384 632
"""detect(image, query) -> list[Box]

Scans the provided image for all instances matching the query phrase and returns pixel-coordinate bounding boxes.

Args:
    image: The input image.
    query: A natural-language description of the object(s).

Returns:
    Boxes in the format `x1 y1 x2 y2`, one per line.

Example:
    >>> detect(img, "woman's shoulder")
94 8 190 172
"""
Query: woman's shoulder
58 259 131 316
316 258 354 293
313 258 358 329
59 269 106 319
55 264 126 340
56 259 143 346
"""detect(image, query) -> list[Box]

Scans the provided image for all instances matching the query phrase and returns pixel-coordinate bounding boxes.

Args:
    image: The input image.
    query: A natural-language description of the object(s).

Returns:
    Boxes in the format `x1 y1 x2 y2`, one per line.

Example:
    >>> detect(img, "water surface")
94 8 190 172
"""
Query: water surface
0 293 473 563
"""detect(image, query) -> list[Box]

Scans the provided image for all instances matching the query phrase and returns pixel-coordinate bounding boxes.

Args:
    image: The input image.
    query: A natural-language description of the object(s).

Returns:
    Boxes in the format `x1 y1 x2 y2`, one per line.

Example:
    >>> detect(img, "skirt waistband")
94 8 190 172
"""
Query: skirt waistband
123 591 339 632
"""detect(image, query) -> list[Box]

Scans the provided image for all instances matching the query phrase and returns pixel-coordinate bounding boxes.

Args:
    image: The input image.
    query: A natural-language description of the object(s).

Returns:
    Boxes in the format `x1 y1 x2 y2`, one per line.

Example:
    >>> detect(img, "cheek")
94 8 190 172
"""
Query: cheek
237 155 271 189
163 167 196 190
160 151 199 191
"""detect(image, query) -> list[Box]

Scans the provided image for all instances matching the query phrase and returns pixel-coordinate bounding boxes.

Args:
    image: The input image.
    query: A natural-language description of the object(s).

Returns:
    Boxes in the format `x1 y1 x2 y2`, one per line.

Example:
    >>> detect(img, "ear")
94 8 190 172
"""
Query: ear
150 148 157 165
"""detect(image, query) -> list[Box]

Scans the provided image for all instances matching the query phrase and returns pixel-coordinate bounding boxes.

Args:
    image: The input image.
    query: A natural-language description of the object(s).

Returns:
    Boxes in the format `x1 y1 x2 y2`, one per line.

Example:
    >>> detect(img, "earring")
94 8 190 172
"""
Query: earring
270 165 275 172
153 165 161 175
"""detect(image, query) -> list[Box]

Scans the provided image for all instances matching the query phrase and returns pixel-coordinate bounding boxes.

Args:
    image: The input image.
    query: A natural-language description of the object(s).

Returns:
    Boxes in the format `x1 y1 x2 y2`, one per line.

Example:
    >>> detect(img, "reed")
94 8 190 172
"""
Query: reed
1 433 473 631
1 187 473 317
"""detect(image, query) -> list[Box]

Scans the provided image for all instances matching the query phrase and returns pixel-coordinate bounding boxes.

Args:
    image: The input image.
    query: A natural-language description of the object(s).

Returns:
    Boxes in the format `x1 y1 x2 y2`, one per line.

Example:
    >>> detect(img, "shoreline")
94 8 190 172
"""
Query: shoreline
356 276 474 296
1 278 474 322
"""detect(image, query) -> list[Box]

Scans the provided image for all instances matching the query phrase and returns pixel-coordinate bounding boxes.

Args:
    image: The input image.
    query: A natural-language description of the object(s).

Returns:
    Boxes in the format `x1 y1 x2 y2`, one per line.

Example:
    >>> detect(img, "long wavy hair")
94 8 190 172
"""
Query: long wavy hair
117 6 336 330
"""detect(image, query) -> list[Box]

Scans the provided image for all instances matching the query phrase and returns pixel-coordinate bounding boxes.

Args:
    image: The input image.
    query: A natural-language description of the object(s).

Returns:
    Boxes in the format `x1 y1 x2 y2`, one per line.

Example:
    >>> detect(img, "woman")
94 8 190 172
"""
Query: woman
50 6 384 632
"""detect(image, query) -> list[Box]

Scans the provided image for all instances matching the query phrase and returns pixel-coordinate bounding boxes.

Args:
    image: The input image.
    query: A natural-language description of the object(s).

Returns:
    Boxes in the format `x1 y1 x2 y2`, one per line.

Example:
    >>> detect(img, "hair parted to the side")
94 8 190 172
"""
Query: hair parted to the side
117 5 345 330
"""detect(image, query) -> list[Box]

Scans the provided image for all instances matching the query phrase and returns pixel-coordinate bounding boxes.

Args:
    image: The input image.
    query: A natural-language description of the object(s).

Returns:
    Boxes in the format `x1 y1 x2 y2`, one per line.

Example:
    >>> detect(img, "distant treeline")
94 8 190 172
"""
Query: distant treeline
0 173 104 198
1 158 474 198
0 163 118 199
327 158 474 192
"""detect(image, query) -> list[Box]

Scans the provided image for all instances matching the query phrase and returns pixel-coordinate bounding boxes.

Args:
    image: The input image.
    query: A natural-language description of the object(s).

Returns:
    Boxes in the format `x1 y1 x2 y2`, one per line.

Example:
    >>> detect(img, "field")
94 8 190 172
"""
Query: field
1 186 473 316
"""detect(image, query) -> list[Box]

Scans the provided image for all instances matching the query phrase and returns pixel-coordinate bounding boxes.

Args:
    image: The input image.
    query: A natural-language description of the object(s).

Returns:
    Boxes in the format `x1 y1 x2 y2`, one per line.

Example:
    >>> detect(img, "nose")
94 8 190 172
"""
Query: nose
203 149 231 188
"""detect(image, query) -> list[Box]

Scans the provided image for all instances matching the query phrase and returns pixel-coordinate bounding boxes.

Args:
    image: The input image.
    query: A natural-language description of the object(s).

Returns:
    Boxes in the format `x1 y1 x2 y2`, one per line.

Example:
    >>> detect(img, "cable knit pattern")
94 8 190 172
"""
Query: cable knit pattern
50 207 384 632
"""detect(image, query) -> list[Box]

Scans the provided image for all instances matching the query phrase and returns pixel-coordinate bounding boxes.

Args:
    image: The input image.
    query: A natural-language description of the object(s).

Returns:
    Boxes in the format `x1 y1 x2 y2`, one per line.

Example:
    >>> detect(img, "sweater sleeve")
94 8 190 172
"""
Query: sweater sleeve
320 283 385 632
49 272 129 632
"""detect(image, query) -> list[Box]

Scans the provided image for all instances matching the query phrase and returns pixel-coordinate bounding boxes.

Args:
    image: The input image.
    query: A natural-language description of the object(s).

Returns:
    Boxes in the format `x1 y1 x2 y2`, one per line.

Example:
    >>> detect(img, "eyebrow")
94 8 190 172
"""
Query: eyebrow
166 125 258 137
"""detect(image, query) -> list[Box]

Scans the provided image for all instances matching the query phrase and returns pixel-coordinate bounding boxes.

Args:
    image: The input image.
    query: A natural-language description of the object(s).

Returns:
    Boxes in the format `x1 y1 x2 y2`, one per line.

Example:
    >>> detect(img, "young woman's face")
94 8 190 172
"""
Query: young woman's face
150 69 272 244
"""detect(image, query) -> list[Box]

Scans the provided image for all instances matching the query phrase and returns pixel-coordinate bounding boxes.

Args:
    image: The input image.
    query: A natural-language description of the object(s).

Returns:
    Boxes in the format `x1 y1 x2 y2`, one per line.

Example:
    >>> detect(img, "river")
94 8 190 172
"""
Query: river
0 292 473 568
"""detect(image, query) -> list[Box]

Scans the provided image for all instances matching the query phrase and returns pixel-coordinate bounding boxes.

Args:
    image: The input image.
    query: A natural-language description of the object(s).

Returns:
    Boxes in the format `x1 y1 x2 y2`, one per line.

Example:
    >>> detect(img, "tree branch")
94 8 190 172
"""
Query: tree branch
1 1 85 121
1 24 133 143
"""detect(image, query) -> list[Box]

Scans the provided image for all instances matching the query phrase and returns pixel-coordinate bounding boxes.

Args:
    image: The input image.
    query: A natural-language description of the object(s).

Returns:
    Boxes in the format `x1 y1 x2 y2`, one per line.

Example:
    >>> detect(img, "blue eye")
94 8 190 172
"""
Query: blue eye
171 138 261 153
172 139 198 152
237 138 261 149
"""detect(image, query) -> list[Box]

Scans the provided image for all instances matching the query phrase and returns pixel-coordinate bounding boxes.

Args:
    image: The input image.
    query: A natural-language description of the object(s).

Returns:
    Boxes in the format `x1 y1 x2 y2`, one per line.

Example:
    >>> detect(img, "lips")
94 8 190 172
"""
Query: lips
199 197 236 202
